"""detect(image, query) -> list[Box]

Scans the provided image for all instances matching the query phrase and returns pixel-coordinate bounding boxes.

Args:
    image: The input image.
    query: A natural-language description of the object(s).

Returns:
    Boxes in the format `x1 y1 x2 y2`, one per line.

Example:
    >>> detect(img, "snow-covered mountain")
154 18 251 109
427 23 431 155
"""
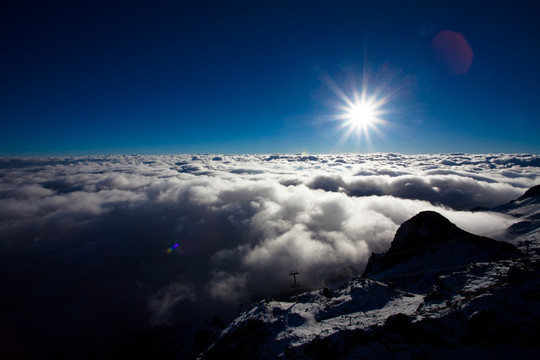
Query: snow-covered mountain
363 210 520 294
194 186 540 359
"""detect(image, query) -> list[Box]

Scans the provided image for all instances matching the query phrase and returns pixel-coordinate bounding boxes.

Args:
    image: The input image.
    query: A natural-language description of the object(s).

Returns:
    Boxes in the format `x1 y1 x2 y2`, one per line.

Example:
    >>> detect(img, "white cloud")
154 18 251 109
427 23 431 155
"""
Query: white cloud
0 153 538 353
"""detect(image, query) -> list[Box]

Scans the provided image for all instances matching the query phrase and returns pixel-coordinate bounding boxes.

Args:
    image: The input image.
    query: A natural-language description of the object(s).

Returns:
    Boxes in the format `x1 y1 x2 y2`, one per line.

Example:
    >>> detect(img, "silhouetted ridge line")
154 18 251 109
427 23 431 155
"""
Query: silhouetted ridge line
517 184 540 201
363 211 519 293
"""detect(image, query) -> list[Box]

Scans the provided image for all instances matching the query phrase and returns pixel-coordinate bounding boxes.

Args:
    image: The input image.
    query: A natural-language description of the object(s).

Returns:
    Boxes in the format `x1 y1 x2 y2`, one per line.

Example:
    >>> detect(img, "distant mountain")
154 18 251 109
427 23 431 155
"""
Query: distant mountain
491 185 540 243
194 186 540 359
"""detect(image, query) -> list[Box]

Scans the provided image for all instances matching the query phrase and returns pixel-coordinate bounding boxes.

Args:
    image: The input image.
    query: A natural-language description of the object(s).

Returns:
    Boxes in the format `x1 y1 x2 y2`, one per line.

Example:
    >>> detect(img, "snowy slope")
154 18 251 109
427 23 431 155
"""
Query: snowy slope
497 185 540 250
195 187 540 359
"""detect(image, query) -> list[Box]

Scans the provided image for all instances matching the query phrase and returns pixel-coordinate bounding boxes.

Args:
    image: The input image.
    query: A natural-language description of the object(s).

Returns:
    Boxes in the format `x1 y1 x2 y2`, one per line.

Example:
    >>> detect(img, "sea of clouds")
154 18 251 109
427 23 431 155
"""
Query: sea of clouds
1 153 539 356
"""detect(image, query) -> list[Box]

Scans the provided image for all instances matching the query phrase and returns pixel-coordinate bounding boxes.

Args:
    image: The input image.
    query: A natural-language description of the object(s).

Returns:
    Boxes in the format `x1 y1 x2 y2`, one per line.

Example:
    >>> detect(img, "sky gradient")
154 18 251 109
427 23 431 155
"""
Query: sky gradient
1 0 539 156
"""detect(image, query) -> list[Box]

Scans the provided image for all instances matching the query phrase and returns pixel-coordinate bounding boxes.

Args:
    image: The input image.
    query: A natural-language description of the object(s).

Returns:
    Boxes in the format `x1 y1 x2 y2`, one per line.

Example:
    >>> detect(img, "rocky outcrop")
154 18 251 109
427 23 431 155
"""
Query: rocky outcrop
517 185 540 201
363 211 519 293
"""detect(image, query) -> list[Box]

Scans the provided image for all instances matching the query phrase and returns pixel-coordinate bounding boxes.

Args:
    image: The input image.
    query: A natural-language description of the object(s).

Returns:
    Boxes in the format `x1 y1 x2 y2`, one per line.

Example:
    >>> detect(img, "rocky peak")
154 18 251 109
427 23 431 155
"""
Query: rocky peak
363 211 519 293
517 184 540 201
388 211 470 255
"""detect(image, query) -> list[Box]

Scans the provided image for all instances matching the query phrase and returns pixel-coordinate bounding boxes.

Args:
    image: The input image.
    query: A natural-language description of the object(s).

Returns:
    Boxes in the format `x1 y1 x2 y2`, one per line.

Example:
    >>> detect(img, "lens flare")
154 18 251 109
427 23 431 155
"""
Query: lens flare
166 243 179 254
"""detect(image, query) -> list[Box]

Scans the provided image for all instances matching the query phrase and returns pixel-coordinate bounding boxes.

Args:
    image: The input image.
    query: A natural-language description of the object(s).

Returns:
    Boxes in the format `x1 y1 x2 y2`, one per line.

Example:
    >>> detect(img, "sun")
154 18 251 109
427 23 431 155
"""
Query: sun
347 102 376 128
335 95 385 146
318 64 398 150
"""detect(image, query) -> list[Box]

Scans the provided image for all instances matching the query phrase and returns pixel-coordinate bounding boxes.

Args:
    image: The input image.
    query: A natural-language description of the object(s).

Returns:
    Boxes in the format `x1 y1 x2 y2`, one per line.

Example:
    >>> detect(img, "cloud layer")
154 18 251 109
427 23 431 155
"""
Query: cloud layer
0 153 538 356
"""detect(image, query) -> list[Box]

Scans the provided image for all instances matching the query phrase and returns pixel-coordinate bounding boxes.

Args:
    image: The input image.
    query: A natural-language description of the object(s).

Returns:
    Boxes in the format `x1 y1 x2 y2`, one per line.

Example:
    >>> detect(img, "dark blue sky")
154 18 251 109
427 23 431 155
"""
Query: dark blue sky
1 0 539 155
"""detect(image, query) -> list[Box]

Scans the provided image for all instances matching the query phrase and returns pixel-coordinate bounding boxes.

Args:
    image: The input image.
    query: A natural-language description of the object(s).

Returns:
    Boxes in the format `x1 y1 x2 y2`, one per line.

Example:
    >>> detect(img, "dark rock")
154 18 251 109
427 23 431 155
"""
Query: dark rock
201 319 266 360
466 309 507 344
507 264 534 282
185 316 225 360
384 313 412 332
517 185 540 201
388 211 475 255
321 287 334 299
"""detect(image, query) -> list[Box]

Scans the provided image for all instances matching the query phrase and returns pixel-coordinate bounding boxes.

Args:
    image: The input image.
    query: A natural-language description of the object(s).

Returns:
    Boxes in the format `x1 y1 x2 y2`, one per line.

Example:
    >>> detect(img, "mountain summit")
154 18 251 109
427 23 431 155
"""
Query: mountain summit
363 211 518 293
390 210 485 253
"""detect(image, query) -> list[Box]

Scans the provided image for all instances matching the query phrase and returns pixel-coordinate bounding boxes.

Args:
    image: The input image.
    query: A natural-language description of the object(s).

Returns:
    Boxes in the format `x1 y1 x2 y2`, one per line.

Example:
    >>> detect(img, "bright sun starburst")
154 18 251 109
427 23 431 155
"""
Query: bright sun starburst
347 102 376 128
334 93 387 148
318 63 399 151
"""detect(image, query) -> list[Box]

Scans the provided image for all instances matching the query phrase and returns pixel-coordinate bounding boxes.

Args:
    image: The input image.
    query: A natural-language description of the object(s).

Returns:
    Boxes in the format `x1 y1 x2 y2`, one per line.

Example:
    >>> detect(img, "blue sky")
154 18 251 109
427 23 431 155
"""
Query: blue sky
1 0 539 156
